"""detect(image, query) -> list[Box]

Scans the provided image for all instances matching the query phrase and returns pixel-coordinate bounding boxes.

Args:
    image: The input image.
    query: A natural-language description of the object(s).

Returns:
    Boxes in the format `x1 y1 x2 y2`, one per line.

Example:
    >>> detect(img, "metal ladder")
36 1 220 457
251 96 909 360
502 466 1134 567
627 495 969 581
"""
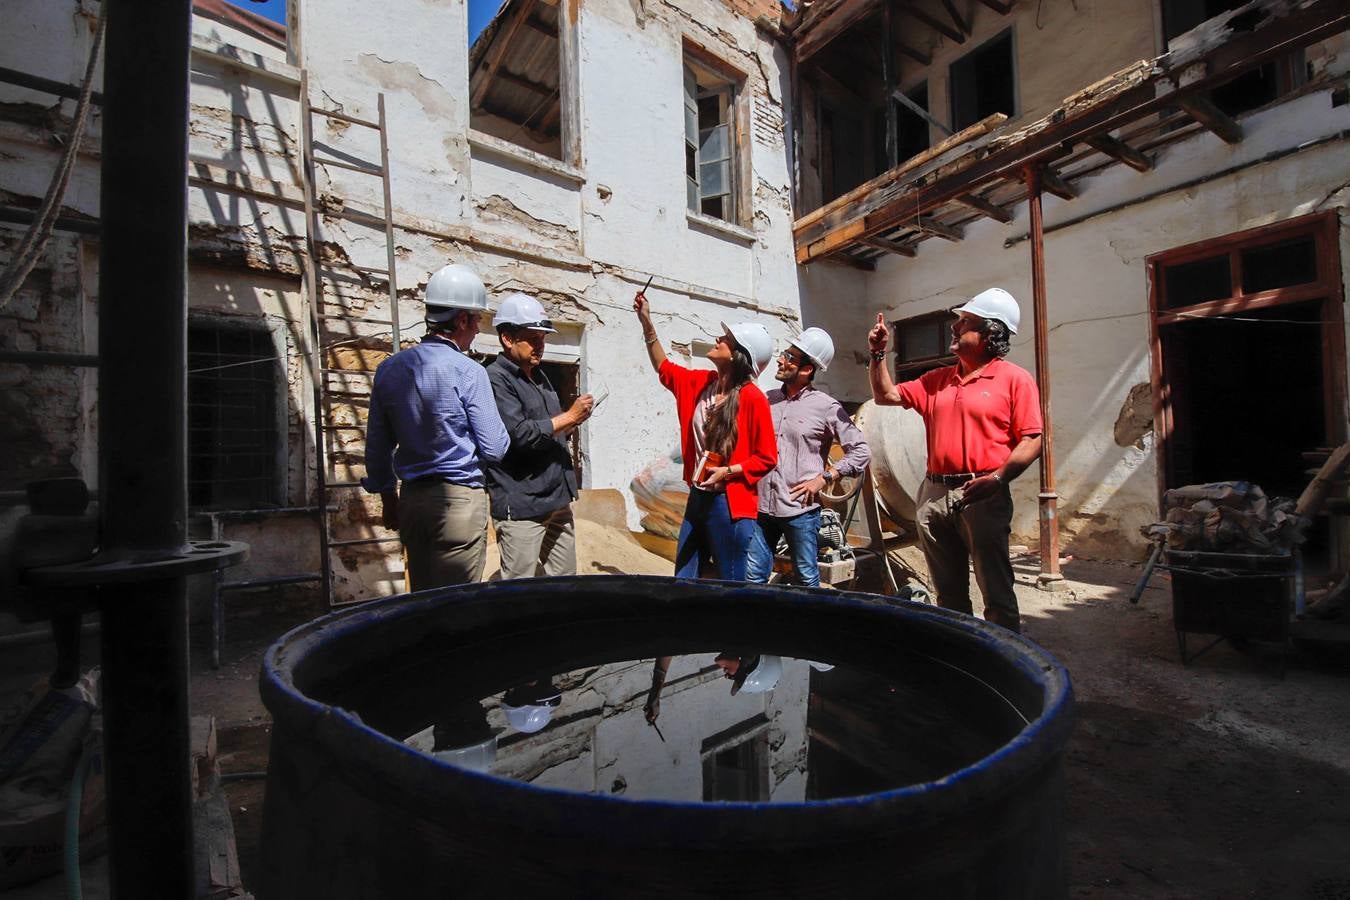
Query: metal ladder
299 71 405 608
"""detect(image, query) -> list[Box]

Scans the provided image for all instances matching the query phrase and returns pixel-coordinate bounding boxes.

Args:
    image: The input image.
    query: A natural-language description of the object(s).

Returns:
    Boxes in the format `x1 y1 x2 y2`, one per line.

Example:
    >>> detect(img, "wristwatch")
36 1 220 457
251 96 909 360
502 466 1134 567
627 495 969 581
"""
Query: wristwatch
869 350 887 362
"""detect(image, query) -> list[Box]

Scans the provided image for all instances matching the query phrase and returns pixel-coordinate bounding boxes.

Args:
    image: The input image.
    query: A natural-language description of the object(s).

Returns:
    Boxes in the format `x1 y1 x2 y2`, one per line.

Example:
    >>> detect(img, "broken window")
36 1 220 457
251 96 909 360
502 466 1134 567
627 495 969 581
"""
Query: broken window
683 53 743 223
949 30 1016 132
468 0 564 159
1162 0 1304 117
892 310 956 379
188 321 282 510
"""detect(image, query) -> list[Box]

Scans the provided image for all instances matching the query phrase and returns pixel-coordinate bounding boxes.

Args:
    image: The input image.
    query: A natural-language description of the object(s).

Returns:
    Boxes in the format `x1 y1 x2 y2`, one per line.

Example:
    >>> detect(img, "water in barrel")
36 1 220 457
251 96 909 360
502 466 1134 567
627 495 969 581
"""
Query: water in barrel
309 647 1027 803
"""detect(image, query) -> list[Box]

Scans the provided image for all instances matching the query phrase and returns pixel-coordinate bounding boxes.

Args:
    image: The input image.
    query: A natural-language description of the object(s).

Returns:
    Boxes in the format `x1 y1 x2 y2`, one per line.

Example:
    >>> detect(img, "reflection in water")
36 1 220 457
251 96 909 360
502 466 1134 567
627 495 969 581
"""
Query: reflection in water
387 649 1026 805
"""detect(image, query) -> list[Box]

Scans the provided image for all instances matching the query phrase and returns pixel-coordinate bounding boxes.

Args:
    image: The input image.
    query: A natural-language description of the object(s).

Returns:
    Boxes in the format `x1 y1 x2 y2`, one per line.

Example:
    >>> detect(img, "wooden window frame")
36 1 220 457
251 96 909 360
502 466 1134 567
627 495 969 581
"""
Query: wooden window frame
683 38 752 229
1145 210 1346 500
948 27 1018 134
892 309 956 380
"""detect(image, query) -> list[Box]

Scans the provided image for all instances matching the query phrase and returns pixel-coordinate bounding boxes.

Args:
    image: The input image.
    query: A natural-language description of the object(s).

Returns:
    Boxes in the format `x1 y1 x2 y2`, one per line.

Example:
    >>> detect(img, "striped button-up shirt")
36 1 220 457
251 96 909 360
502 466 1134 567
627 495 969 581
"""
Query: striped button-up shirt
757 384 871 518
361 336 510 493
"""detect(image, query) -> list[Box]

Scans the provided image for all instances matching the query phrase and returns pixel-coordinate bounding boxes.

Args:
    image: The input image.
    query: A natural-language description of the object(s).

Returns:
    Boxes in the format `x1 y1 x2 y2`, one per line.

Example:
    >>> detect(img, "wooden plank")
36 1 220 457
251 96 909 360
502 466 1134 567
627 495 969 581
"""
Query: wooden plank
955 192 1012 223
470 0 539 108
940 0 971 34
900 3 965 42
915 215 963 240
801 218 868 262
882 1 897 170
975 0 1012 13
1039 168 1076 200
898 41 931 65
1296 442 1350 517
861 235 917 256
794 112 1007 233
1176 94 1243 144
492 68 554 96
1085 133 1152 171
796 0 882 63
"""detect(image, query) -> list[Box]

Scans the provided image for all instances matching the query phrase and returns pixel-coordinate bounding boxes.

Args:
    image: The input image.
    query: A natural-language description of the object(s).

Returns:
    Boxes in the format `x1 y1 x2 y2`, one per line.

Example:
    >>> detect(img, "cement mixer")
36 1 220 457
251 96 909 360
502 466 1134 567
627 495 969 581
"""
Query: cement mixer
852 399 929 531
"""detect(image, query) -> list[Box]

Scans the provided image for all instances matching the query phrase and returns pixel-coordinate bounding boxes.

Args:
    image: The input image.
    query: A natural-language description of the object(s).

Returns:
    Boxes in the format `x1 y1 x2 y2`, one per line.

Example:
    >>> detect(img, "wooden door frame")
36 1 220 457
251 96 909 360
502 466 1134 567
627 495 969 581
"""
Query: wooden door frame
1146 210 1345 503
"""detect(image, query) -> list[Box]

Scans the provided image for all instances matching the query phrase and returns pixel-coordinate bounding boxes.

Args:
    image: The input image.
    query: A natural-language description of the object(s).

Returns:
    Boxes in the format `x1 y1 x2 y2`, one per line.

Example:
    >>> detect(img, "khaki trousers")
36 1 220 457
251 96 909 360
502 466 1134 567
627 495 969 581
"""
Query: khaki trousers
399 480 489 591
914 478 1021 632
495 506 577 579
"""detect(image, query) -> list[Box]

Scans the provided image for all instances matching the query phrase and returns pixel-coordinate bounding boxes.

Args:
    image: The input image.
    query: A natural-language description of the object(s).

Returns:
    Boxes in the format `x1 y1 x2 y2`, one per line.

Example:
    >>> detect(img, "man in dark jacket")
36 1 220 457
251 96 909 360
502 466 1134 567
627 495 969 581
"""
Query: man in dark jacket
485 293 594 578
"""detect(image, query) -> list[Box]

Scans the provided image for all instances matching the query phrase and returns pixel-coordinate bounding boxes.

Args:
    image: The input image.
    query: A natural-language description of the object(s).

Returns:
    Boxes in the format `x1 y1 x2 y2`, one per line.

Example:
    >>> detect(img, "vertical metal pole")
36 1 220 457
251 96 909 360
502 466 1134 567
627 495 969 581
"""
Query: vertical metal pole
97 0 196 894
1024 164 1062 587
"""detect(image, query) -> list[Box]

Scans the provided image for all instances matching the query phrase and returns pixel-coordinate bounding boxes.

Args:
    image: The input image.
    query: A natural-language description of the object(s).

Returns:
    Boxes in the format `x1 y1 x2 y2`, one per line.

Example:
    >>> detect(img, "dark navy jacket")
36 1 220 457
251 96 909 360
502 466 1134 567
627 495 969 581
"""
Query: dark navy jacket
484 354 578 521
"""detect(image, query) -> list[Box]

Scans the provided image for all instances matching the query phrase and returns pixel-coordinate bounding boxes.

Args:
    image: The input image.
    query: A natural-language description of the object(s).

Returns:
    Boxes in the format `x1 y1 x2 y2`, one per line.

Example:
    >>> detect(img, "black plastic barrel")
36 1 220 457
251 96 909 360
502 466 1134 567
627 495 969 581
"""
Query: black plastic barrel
259 576 1075 898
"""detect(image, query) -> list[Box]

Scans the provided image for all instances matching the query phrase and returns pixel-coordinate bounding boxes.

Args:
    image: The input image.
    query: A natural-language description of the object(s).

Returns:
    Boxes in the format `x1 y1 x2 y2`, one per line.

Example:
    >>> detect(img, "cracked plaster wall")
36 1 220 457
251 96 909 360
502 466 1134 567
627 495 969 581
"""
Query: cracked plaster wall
818 89 1350 557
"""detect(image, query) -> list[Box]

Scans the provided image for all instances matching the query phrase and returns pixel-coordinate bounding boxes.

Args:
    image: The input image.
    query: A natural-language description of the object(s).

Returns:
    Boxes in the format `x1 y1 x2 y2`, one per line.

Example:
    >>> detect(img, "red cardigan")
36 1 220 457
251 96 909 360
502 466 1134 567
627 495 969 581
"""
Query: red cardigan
659 359 777 520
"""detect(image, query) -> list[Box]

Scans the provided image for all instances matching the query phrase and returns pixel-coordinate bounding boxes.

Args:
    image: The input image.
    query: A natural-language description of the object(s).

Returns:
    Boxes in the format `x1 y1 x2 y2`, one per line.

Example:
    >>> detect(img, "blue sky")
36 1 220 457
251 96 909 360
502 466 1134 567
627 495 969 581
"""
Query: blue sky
245 0 503 42
249 0 286 24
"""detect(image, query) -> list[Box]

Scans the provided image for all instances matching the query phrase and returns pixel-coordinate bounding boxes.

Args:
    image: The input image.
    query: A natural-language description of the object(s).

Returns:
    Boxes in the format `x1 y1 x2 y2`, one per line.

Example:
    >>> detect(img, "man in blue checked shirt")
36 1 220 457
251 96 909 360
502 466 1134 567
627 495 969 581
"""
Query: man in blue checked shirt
362 264 510 589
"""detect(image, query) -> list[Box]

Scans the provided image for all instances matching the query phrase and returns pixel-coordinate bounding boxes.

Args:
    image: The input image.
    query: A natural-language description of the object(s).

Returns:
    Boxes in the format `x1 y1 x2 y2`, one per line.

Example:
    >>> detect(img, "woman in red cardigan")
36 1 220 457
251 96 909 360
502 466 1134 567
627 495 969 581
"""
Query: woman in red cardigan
634 288 777 580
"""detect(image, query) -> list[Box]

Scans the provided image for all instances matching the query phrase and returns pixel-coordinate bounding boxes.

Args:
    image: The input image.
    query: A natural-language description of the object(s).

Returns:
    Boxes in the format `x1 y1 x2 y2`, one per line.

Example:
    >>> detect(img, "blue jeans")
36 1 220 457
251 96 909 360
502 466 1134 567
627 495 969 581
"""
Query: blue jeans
746 508 821 587
674 489 760 581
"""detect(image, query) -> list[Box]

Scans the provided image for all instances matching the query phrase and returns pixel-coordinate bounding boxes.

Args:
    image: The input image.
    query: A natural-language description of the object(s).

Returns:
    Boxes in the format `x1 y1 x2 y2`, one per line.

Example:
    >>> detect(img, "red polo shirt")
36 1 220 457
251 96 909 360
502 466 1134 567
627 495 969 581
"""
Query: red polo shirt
659 359 777 520
896 358 1043 475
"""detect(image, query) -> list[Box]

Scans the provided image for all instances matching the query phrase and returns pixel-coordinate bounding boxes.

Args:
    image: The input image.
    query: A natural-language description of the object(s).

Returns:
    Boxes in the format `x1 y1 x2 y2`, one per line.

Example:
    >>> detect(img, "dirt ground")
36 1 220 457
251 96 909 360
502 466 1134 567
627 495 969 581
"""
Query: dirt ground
9 518 1348 898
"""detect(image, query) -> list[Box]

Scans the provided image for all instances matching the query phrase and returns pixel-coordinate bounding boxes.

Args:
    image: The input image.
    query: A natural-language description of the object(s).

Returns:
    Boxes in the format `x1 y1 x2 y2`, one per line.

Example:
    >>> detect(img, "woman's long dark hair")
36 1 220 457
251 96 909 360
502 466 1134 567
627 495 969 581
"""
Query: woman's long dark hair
703 345 756 459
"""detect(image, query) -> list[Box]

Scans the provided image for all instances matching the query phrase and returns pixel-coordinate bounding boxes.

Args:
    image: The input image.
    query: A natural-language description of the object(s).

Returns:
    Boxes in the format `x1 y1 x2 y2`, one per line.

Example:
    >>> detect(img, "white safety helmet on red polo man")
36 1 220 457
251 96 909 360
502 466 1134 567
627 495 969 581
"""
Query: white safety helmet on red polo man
953 287 1020 335
424 263 489 325
494 292 557 333
719 321 775 377
790 327 835 373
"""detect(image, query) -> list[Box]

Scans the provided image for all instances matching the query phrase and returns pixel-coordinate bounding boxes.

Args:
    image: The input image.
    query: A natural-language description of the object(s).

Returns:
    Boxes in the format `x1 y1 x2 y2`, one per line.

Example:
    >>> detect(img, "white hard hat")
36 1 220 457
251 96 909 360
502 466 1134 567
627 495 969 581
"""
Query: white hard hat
494 292 556 333
732 655 782 695
719 321 774 377
953 287 1020 335
790 327 835 372
425 264 489 321
502 703 555 734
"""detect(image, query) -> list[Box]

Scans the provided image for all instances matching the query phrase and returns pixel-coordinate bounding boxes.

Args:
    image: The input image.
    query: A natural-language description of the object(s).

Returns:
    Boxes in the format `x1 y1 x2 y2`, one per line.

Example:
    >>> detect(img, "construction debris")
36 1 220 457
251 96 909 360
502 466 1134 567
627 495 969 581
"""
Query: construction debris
1140 481 1308 554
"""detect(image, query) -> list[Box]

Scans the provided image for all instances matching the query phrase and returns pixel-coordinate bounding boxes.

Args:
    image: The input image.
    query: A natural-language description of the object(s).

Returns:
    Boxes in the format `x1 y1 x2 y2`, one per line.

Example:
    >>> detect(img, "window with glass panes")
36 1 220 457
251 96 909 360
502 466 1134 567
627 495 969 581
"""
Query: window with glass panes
683 60 736 222
892 310 956 379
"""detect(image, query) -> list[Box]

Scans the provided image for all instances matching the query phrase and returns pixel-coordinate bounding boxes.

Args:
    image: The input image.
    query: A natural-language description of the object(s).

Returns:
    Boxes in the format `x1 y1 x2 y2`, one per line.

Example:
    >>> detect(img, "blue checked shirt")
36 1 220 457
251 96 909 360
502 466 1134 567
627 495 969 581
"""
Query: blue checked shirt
361 336 511 493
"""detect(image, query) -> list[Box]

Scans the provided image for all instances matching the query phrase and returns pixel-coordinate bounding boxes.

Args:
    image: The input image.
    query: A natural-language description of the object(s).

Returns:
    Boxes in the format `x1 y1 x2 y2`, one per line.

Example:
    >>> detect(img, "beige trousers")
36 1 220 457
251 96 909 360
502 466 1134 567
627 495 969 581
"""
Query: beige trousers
399 480 489 591
914 478 1021 632
495 506 577 579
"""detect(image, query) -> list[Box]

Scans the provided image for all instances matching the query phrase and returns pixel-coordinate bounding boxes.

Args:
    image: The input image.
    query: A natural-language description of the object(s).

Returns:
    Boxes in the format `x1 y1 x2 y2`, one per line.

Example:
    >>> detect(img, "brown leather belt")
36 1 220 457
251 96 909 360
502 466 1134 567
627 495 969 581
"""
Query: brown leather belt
926 471 992 486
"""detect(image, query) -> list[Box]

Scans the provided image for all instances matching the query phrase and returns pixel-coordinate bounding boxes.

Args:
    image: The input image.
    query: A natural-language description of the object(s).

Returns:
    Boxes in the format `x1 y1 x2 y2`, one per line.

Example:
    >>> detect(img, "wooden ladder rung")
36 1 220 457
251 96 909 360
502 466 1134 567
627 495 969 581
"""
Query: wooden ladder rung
317 313 394 325
310 106 380 129
313 156 383 177
329 536 401 548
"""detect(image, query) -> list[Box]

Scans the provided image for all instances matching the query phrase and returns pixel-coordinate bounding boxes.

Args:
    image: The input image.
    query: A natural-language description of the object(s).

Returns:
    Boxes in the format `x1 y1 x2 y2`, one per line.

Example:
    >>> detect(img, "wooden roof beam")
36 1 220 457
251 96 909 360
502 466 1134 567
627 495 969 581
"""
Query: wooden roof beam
900 4 966 43
1038 168 1076 200
975 0 1013 14
1176 94 1243 144
492 68 555 96
898 41 931 65
940 0 971 35
915 215 964 240
796 0 882 63
861 236 918 256
471 0 539 108
956 192 1013 223
1084 133 1153 171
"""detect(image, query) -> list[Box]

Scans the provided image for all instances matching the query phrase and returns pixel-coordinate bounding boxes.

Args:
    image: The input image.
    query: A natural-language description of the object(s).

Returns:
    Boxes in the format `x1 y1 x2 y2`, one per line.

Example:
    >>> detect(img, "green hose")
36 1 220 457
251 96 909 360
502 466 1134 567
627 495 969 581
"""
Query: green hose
64 745 97 900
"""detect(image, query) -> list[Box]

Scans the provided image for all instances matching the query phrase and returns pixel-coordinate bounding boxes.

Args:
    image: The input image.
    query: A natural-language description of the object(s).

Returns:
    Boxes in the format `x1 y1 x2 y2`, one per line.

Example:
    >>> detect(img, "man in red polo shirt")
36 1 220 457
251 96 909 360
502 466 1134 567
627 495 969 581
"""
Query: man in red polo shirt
866 288 1043 633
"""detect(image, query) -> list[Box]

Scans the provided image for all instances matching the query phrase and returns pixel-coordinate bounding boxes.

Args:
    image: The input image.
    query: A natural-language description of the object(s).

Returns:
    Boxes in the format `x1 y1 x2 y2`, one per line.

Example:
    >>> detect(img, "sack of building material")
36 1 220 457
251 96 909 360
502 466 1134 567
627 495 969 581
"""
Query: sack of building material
1139 481 1308 554
0 669 106 890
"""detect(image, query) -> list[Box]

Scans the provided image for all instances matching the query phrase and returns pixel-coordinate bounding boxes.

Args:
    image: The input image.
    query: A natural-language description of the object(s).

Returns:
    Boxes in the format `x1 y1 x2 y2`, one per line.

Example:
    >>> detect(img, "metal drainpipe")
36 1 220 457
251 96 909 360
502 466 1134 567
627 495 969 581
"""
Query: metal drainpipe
97 0 196 894
1024 164 1063 589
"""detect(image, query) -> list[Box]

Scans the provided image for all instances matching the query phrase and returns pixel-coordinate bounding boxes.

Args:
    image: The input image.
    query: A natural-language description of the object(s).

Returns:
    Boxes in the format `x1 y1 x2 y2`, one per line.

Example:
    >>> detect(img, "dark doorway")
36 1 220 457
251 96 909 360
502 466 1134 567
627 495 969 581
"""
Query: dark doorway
1159 301 1323 498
